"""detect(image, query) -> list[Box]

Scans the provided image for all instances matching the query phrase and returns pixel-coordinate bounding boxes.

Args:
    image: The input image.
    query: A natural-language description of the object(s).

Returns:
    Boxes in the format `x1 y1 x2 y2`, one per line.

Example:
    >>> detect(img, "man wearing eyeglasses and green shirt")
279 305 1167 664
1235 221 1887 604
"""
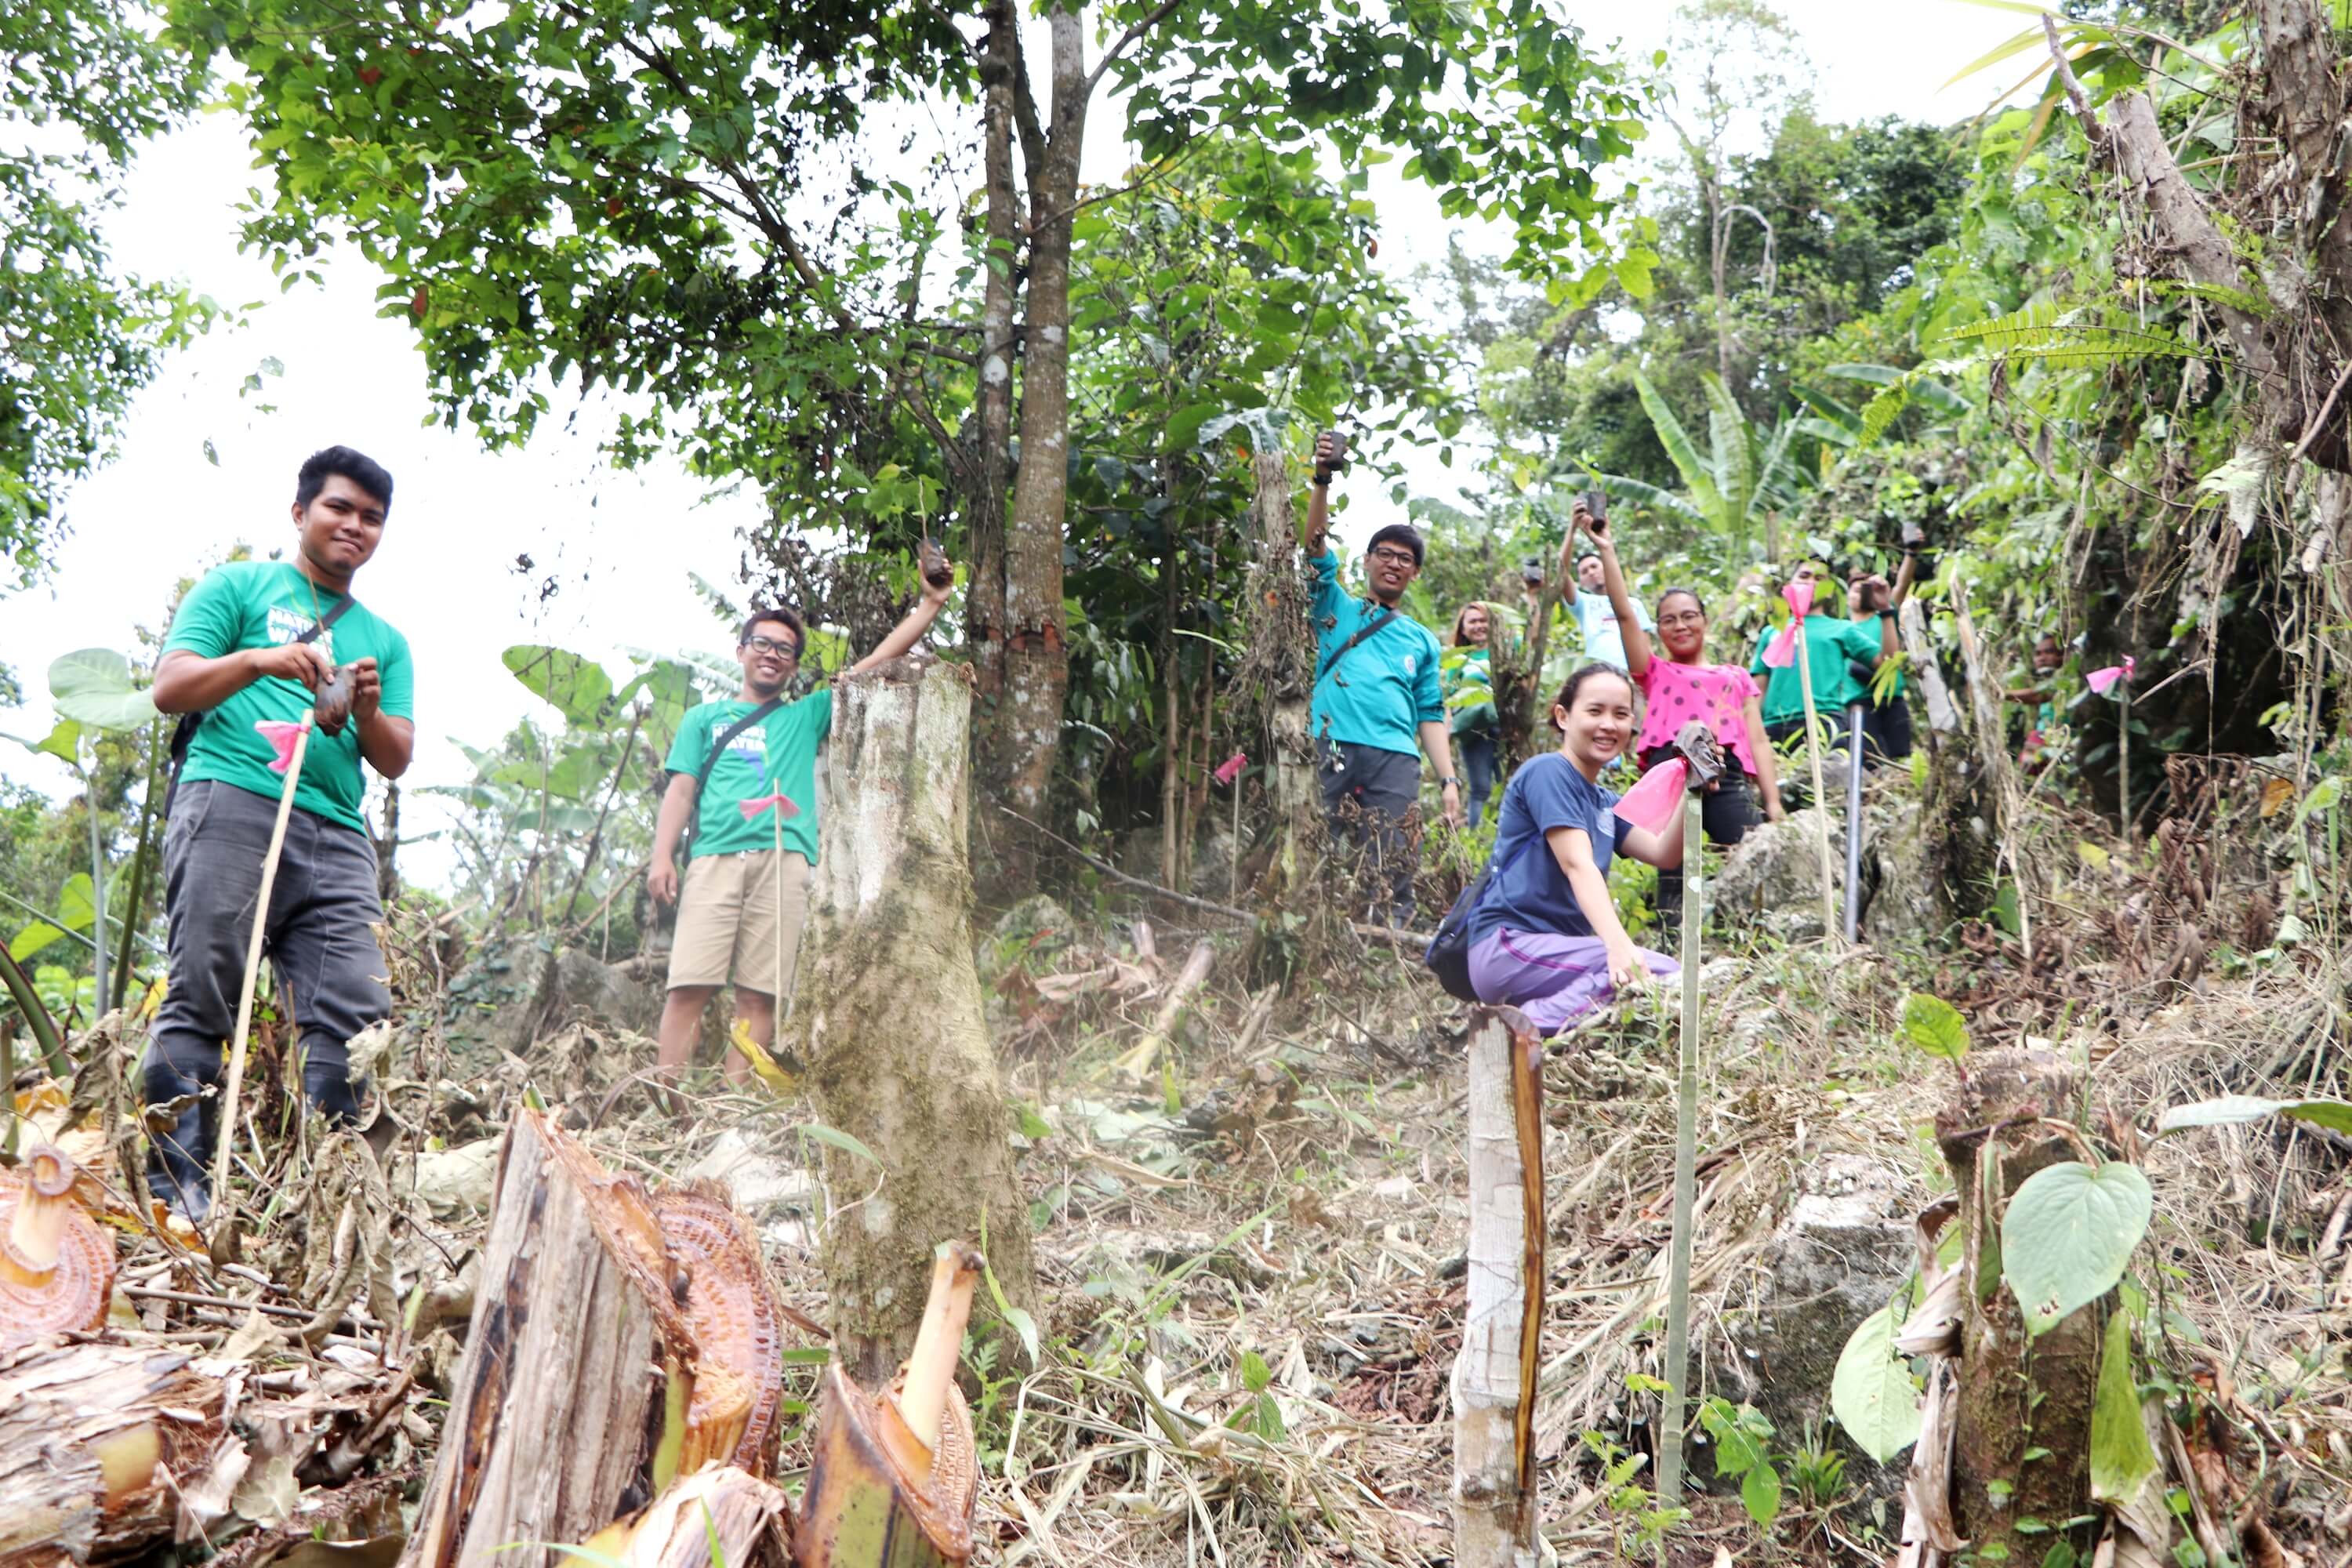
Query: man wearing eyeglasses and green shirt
1302 431 1462 927
646 568 953 1083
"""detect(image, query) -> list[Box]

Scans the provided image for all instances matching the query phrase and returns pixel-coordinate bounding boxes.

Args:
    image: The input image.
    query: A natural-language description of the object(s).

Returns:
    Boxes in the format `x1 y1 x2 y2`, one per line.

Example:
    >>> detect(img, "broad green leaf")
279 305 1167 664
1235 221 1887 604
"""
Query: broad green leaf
1629 368 1725 520
1239 1348 1272 1394
2158 1095 2352 1137
49 648 158 731
9 923 69 963
1900 993 1969 1061
2089 1309 2157 1504
2002 1161 2153 1336
1740 1460 1782 1527
503 645 615 727
1000 1303 1040 1367
27 718 84 764
1700 372 1755 523
1831 1304 1923 1462
56 873 96 931
798 1120 880 1166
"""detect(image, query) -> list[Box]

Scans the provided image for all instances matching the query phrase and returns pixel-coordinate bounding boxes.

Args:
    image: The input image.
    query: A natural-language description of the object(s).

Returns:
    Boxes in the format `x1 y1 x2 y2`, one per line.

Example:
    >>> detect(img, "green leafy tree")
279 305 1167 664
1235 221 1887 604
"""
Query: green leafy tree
174 0 1653 876
2 0 226 585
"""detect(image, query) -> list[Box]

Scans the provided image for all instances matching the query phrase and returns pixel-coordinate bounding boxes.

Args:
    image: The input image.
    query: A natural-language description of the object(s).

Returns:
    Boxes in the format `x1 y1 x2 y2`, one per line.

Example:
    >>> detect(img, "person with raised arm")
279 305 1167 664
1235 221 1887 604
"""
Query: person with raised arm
1750 561 1901 760
1575 503 1782 934
1301 430 1461 927
1461 664 1685 1036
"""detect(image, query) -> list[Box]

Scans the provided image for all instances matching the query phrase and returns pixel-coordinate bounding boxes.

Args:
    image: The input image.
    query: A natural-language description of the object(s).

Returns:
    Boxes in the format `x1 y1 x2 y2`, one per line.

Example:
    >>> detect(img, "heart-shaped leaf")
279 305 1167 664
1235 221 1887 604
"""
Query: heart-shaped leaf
2002 1161 2152 1337
49 648 158 731
1831 1302 1924 1462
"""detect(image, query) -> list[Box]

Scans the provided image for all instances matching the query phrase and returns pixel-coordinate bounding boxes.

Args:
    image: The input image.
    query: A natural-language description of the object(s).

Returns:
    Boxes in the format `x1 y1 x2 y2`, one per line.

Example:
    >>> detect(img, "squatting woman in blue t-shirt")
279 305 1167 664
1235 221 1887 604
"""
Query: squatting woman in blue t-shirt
1466 664 1685 1035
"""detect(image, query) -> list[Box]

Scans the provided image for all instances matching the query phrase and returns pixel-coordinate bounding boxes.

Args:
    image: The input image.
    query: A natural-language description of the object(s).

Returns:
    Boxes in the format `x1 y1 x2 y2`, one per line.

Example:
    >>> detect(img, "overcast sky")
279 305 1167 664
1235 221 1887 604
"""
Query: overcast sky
0 0 2027 887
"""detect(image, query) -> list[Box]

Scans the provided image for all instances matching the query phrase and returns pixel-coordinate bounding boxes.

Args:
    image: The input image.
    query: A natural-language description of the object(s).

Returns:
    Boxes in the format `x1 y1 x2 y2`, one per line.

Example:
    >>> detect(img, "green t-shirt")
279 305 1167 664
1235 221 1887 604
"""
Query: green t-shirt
162 561 415 833
665 691 834 863
1751 614 1886 724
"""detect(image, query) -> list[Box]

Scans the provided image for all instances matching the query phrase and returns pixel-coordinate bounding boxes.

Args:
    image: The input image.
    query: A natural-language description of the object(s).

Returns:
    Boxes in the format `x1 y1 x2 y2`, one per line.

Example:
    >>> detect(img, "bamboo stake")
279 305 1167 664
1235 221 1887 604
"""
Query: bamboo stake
2118 680 2132 847
210 718 311 1221
1657 788 1704 1506
772 801 786 1024
1790 621 1838 936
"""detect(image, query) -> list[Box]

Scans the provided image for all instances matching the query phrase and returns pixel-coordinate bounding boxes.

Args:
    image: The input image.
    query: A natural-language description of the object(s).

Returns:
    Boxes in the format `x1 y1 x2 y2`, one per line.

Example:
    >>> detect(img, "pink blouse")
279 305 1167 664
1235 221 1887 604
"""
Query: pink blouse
1637 660 1761 775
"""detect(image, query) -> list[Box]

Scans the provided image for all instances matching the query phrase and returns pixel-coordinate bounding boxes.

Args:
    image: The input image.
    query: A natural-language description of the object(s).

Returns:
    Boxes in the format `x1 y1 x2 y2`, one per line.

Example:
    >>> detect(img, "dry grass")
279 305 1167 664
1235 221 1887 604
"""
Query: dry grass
20 772 2351 1566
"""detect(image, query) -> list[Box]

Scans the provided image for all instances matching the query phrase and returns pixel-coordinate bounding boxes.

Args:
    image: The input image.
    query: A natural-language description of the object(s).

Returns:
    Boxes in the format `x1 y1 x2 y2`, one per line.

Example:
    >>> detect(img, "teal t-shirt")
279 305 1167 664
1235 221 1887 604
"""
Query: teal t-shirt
666 691 833 863
1751 614 1886 724
1308 549 1443 757
162 561 414 833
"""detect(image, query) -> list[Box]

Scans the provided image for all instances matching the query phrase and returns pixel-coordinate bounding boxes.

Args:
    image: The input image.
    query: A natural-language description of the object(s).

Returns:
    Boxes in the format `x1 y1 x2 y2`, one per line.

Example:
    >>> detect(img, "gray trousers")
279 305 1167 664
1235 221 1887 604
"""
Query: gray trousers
143 781 390 1127
1317 739 1423 926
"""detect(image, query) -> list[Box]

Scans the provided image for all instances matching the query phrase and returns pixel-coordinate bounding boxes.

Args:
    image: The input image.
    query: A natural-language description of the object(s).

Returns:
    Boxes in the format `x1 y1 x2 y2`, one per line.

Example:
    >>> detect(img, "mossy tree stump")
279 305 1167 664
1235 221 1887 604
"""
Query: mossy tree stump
788 654 1038 1383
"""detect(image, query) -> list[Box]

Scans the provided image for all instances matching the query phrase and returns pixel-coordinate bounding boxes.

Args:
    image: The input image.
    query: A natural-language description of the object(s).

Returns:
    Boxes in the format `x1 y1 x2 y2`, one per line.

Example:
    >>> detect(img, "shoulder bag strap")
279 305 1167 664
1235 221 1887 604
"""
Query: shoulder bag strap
1316 607 1400 683
677 696 783 862
164 591 361 817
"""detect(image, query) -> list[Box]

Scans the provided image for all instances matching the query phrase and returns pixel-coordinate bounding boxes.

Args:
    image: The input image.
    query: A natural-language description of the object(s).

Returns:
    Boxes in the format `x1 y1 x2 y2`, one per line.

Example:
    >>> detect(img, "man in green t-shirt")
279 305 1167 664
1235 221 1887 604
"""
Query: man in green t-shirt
646 568 953 1083
143 446 416 1221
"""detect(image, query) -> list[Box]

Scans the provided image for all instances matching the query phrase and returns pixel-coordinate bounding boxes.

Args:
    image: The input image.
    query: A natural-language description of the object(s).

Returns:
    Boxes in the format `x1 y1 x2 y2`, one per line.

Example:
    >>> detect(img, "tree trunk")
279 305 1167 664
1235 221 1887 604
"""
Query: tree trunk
1450 1007 1544 1568
1241 448 1318 896
407 1110 783 1568
966 0 1022 857
0 1339 229 1566
1935 1051 2100 1559
787 655 1038 1384
981 8 1086 863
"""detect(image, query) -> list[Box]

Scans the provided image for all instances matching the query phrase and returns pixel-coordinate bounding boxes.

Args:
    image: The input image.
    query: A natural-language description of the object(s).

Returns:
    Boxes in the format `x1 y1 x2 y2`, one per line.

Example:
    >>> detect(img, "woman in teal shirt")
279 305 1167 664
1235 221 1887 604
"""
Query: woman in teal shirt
1445 602 1502 827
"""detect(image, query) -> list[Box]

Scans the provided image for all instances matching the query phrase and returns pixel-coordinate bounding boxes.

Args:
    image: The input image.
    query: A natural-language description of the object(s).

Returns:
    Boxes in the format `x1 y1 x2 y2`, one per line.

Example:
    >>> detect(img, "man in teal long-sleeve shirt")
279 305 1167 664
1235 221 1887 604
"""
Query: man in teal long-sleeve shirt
1302 432 1461 925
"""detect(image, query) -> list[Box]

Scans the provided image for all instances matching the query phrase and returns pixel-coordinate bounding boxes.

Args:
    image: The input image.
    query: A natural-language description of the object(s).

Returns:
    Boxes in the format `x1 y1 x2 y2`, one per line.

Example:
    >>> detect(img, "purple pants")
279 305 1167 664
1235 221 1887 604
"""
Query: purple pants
1467 927 1679 1036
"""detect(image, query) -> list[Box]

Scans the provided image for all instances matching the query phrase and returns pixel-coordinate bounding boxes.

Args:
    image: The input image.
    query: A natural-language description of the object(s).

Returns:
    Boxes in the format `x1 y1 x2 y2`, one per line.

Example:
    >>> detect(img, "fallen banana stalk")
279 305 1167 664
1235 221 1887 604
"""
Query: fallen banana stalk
1112 941 1215 1084
795 1243 983 1567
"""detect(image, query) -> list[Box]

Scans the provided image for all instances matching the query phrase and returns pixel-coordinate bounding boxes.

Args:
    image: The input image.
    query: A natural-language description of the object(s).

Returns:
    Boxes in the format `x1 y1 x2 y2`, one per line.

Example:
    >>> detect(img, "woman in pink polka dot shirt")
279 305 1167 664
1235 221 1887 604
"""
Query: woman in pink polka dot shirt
1571 503 1784 935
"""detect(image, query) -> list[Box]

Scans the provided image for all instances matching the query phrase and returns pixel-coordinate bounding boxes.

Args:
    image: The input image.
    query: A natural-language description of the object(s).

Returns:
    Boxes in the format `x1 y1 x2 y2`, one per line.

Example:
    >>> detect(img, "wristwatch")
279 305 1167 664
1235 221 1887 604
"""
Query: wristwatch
1440 777 1460 789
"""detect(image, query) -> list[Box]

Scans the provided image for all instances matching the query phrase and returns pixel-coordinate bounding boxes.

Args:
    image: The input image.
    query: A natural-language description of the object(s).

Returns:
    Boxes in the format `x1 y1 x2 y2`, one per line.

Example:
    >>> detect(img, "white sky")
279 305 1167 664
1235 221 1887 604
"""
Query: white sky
0 0 2029 888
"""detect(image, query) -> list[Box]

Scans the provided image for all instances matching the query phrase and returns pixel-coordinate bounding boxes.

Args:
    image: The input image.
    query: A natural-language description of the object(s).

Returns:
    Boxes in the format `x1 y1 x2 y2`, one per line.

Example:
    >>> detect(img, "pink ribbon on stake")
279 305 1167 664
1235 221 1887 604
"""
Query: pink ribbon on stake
1214 750 1247 787
1762 624 1797 669
1613 758 1689 836
738 792 800 822
254 720 307 775
2085 656 2136 695
1782 579 1816 619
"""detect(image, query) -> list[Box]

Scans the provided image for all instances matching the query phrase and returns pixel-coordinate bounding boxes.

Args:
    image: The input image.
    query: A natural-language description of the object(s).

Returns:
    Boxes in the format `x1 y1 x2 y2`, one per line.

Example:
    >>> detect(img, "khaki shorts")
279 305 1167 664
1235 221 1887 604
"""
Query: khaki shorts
666 849 810 995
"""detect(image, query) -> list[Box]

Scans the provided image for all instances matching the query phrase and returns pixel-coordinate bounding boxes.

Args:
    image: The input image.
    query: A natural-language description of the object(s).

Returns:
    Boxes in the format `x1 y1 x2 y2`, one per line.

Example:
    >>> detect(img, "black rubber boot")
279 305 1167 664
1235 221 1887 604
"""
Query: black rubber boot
147 1099 213 1225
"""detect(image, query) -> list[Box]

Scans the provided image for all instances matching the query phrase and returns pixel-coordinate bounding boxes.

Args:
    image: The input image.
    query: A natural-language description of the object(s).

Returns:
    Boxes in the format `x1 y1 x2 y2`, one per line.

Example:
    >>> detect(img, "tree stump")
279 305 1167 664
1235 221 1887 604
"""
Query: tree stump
1935 1050 2100 1558
0 1339 228 1566
405 1110 782 1568
786 654 1037 1383
1451 1007 1544 1568
1240 448 1319 896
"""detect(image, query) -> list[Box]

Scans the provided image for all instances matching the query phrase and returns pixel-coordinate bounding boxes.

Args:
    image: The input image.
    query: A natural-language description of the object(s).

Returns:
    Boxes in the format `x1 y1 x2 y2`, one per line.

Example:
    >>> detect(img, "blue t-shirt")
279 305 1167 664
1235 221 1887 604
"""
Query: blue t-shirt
1467 753 1633 946
1308 548 1444 757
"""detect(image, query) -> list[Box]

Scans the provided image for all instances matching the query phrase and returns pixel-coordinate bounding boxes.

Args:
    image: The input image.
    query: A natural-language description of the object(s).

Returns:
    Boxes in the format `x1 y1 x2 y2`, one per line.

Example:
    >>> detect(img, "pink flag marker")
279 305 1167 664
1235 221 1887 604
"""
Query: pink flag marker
1214 750 1247 787
1782 579 1815 619
2085 656 2136 695
739 792 800 821
254 719 307 775
1613 758 1688 836
1762 624 1797 669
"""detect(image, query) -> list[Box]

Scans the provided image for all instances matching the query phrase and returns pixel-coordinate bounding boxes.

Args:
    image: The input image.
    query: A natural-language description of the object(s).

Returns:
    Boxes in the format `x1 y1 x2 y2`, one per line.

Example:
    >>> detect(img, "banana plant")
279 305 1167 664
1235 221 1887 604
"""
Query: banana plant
1602 367 1806 563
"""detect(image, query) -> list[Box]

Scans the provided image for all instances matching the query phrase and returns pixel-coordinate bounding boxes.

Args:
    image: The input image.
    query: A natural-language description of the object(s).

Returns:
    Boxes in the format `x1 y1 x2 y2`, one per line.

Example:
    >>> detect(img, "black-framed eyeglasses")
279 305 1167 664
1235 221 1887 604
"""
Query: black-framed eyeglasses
743 634 800 659
1369 546 1419 568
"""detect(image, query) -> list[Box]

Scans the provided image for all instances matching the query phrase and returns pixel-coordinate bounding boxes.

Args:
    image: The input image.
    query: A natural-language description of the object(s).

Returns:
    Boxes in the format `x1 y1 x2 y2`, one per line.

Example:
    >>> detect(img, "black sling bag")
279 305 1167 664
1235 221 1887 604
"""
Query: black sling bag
675 697 782 864
164 593 358 818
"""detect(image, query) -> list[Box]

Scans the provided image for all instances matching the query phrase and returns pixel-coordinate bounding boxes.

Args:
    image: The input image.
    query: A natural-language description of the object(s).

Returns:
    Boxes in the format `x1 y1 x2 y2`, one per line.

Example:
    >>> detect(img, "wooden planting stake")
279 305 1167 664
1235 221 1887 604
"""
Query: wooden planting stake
211 717 313 1228
1656 723 1720 1507
1791 620 1839 937
1450 1007 1544 1566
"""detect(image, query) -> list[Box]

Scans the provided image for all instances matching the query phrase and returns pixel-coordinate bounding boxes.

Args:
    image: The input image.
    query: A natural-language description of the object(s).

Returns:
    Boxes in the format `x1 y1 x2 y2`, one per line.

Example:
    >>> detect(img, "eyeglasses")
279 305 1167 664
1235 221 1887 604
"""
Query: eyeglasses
1369 546 1419 568
743 634 800 659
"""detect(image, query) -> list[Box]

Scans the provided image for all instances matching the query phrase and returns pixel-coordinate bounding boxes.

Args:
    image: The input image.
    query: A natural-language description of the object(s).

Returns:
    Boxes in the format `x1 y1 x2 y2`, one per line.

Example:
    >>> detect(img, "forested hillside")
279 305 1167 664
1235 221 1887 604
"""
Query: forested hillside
3 2 2350 1566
